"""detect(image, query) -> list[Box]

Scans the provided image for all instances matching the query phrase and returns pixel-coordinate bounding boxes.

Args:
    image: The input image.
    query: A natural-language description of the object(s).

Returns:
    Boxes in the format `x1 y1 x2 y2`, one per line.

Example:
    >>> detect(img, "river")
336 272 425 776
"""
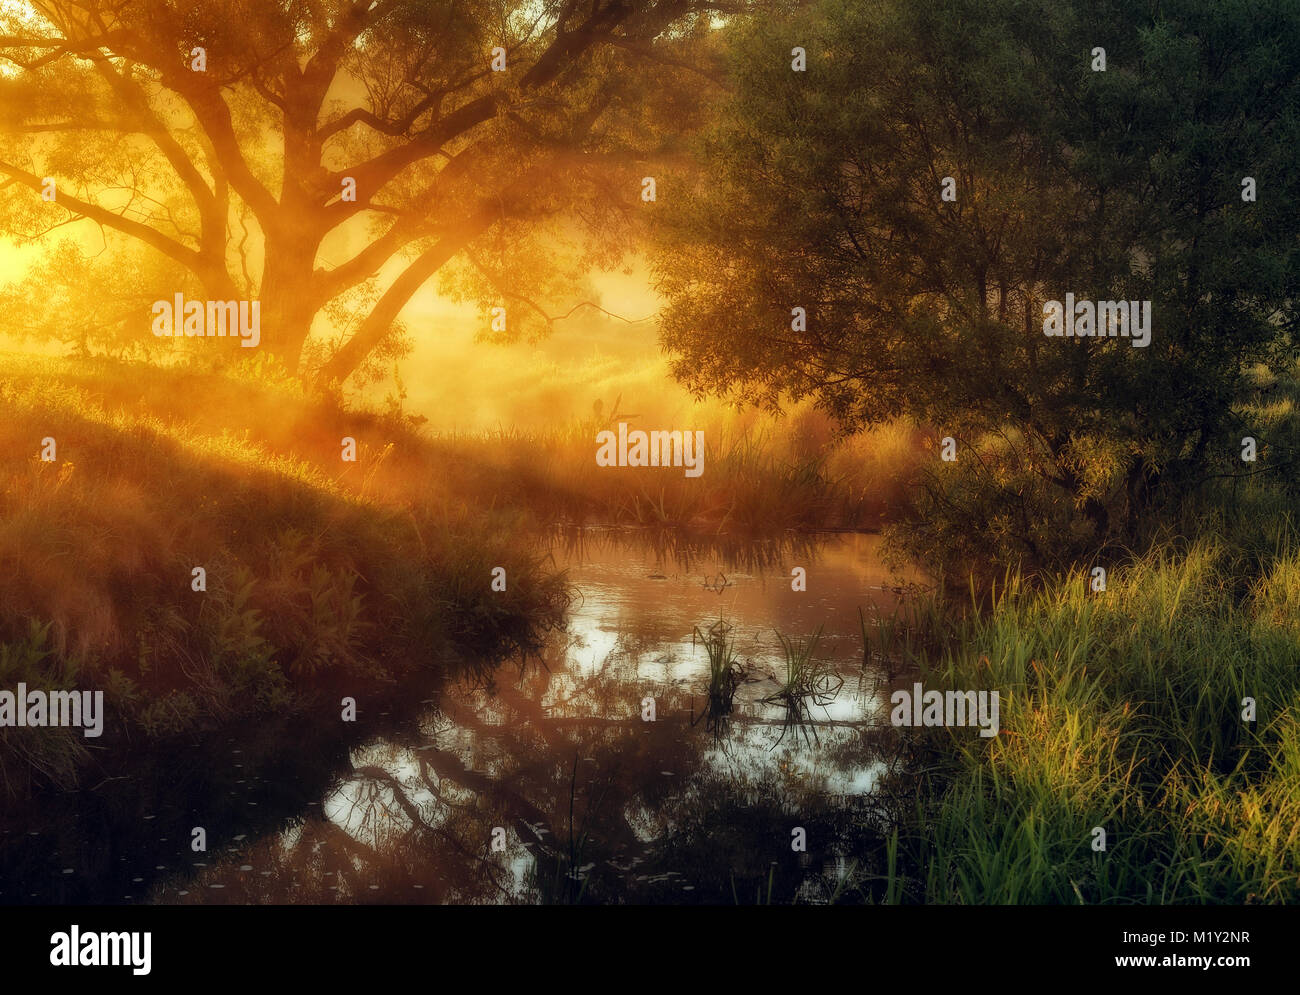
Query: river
1 528 923 905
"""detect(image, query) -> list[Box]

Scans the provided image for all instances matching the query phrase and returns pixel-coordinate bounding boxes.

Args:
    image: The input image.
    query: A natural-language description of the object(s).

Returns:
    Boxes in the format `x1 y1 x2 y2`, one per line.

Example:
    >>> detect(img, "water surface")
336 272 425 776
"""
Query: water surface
2 529 921 905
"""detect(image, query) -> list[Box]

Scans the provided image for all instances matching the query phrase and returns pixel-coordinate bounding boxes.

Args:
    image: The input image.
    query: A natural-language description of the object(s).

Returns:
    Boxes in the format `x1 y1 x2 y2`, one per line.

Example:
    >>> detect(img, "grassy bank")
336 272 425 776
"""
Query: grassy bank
877 531 1300 903
4 353 924 532
0 355 571 796
868 362 1300 903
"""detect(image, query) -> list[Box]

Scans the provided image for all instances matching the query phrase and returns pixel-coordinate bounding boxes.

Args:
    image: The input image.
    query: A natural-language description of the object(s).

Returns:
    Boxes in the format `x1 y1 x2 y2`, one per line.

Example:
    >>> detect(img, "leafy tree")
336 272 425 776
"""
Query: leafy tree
0 0 744 382
653 0 1300 568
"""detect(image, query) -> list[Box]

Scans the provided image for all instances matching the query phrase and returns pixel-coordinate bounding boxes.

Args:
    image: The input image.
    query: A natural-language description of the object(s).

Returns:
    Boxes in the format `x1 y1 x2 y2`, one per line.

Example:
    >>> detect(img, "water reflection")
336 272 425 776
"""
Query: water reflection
158 529 920 904
3 529 924 905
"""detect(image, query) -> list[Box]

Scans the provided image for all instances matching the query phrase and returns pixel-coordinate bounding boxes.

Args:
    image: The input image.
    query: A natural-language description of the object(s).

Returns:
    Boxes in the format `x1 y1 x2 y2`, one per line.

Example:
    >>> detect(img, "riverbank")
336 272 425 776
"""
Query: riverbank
0 355 573 797
868 531 1300 904
6 352 1297 904
869 362 1300 903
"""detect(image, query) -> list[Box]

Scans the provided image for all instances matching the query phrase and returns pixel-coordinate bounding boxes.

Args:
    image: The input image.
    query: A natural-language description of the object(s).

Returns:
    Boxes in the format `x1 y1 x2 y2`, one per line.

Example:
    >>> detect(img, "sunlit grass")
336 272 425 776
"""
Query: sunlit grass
887 537 1300 903
0 352 926 533
0 354 571 794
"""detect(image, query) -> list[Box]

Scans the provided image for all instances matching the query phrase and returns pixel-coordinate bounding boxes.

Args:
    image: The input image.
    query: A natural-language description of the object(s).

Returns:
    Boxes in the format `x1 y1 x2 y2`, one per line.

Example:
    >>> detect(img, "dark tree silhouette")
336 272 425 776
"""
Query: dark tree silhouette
653 0 1300 563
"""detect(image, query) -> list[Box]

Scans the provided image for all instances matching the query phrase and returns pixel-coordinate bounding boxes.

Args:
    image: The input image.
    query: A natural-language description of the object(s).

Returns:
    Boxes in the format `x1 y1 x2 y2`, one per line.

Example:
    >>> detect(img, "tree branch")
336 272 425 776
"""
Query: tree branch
0 158 212 279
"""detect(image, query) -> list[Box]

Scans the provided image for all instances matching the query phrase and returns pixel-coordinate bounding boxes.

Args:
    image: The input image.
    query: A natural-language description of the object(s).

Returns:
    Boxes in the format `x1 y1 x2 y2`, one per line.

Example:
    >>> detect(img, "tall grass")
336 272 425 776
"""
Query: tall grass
888 537 1300 903
0 354 570 795
859 594 946 678
1 353 926 534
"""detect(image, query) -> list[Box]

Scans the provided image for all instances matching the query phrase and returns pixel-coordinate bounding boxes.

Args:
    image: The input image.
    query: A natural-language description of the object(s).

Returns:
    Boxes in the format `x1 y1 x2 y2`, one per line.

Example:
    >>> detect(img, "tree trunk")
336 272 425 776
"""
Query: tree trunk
260 227 319 373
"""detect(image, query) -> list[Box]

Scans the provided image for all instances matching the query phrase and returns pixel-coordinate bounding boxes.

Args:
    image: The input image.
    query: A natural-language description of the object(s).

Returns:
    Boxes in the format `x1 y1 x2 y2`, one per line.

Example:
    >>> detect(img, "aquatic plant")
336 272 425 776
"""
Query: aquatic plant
761 625 842 747
691 618 751 738
858 593 946 681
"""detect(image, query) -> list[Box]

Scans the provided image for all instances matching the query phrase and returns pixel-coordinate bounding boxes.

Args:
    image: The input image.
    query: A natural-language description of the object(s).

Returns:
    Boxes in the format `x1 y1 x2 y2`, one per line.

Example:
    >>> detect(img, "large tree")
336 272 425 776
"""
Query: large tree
653 0 1300 564
0 0 744 382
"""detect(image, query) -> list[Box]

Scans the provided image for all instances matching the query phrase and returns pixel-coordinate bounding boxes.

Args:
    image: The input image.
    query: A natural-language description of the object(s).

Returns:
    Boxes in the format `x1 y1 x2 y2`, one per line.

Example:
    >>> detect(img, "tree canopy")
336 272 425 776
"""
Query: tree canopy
0 0 747 382
653 0 1300 564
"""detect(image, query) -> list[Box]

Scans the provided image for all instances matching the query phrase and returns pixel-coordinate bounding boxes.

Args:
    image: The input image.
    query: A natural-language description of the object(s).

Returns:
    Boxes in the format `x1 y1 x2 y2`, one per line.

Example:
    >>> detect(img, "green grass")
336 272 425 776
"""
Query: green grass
863 361 1300 904
859 595 946 678
886 535 1300 903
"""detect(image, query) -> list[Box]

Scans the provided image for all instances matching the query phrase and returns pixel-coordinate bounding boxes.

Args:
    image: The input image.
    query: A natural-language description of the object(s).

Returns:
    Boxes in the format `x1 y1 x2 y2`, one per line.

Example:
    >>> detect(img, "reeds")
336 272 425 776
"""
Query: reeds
691 618 751 738
761 625 843 747
858 593 945 680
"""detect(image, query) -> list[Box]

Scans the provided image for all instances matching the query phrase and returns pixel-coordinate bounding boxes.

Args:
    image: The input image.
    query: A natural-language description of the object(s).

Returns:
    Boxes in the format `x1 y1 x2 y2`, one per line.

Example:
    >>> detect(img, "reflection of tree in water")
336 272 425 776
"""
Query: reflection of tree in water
161 548 914 905
171 654 902 904
6 521 913 905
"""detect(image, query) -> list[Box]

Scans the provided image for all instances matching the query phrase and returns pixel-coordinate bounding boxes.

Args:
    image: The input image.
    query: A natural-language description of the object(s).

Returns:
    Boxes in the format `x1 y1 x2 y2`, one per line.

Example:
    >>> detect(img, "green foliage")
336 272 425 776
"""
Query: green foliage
654 0 1300 570
890 538 1300 903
